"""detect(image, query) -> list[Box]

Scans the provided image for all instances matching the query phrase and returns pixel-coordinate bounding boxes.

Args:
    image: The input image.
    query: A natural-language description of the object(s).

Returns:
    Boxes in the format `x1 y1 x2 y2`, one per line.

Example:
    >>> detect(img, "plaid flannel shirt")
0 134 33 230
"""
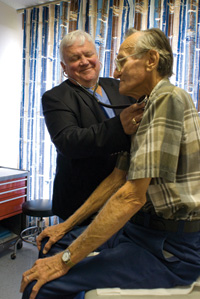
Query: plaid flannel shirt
118 79 200 220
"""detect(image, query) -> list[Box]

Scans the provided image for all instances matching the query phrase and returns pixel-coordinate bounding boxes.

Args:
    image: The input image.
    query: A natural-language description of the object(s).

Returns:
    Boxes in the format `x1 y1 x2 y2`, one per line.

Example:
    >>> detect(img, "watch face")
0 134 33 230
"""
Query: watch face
62 250 70 262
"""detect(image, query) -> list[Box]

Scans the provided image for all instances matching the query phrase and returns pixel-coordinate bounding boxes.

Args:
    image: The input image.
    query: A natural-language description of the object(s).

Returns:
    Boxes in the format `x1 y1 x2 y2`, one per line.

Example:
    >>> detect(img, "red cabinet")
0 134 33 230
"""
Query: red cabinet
0 176 28 220
0 167 29 257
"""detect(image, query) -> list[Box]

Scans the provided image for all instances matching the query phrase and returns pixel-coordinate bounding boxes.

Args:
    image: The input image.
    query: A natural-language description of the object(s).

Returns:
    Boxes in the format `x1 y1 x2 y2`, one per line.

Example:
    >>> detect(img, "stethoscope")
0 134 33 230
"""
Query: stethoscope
65 74 132 109
64 72 147 109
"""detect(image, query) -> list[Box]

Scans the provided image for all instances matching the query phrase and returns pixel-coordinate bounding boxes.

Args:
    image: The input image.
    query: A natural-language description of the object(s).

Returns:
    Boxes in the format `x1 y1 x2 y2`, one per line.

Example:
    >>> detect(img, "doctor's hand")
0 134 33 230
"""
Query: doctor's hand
36 223 67 254
120 102 145 135
20 252 69 299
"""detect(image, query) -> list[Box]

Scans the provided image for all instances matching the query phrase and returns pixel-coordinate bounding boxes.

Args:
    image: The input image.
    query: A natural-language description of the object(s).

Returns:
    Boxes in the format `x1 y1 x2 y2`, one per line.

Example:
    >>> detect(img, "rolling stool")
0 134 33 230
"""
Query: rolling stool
20 200 54 245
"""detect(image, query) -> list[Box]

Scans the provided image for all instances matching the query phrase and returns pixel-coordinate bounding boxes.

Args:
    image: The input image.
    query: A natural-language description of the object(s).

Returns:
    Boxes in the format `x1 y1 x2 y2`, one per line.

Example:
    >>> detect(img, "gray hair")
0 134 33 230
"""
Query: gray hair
125 28 173 78
124 28 137 39
59 30 96 62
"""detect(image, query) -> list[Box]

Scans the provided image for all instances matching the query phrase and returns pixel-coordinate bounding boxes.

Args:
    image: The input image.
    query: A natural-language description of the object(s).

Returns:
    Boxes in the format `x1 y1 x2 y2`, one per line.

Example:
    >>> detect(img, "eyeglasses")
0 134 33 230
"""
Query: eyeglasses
114 53 136 72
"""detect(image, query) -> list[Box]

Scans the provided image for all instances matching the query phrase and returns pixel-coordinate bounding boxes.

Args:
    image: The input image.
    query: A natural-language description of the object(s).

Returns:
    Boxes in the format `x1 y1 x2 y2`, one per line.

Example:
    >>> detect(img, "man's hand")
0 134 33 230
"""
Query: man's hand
20 252 69 299
36 223 67 254
120 102 145 134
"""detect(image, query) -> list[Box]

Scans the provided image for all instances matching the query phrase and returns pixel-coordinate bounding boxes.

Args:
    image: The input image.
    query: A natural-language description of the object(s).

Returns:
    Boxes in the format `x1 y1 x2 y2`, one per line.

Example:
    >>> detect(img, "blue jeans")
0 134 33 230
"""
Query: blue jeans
22 223 200 299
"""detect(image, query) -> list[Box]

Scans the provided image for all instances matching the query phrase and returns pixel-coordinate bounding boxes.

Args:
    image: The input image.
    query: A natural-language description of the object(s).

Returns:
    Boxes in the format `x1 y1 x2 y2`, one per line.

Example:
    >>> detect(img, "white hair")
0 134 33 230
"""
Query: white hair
59 30 96 62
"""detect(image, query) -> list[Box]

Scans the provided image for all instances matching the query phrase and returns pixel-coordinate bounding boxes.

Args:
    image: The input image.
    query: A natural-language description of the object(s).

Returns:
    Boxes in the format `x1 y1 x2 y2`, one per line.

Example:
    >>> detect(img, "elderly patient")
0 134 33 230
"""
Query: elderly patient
21 28 200 299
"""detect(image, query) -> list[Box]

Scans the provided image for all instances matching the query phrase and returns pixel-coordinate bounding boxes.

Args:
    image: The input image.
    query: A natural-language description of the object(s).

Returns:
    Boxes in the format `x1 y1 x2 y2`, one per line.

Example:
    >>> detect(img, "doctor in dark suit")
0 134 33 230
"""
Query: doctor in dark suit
42 30 144 222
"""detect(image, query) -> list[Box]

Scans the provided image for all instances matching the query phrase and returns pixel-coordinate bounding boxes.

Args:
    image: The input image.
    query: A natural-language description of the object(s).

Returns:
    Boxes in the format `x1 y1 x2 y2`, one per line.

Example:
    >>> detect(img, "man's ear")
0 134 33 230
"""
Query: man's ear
60 61 65 70
145 49 159 72
61 61 68 77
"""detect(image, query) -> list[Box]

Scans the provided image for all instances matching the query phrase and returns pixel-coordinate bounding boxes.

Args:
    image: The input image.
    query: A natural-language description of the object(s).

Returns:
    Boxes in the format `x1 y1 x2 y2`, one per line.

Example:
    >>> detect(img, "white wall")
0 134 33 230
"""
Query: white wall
0 2 23 168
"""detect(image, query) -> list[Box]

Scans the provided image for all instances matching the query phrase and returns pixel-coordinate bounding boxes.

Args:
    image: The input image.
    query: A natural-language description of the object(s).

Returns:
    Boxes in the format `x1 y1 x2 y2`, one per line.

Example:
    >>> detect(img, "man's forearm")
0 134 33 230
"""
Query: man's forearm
68 178 151 265
62 167 127 232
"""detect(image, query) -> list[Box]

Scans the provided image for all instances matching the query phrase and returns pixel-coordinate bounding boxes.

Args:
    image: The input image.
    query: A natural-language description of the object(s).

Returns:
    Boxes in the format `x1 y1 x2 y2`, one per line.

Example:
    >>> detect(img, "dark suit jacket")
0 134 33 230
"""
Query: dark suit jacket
42 77 136 221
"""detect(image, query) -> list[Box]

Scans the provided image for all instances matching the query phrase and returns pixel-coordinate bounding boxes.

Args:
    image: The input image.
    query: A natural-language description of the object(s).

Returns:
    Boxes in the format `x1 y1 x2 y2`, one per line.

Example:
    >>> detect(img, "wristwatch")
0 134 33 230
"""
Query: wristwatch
62 248 75 268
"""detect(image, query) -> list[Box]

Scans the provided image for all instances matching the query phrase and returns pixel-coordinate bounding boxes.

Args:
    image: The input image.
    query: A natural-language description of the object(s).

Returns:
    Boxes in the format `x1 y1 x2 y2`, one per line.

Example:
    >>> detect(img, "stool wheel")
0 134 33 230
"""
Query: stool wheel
11 253 16 260
10 238 23 260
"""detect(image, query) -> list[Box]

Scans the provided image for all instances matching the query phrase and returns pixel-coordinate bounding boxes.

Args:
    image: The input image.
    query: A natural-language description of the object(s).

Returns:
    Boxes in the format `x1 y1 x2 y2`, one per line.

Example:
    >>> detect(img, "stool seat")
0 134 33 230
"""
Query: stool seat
21 200 54 246
22 200 54 217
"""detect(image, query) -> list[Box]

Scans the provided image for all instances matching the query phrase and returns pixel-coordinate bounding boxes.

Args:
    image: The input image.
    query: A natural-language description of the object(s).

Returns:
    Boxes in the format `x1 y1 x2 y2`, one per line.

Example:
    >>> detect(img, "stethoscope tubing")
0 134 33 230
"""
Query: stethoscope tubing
81 87 146 109
67 76 131 109
84 90 130 109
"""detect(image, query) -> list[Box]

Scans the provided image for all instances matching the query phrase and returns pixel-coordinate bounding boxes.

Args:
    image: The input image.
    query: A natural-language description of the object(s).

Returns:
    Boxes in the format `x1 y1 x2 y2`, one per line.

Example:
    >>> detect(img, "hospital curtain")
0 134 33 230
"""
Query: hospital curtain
20 0 200 206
